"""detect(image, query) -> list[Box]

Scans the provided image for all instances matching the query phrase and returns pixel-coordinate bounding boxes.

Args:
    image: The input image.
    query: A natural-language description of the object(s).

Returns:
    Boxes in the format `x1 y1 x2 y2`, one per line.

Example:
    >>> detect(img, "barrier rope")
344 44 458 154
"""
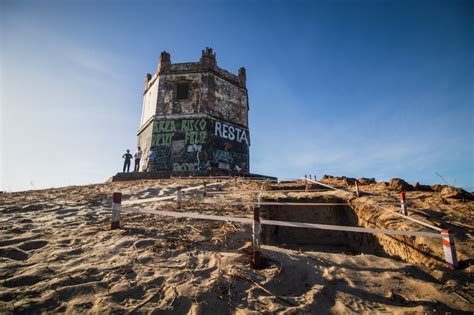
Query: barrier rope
122 182 222 206
303 177 442 232
121 208 443 239
113 178 458 269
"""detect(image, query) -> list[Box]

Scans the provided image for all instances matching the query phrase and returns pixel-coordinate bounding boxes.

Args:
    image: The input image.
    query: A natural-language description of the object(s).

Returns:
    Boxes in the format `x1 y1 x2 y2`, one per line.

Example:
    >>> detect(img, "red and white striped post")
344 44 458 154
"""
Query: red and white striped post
111 192 122 229
355 181 360 197
441 230 458 269
399 192 408 215
355 181 360 196
176 186 183 209
252 206 261 269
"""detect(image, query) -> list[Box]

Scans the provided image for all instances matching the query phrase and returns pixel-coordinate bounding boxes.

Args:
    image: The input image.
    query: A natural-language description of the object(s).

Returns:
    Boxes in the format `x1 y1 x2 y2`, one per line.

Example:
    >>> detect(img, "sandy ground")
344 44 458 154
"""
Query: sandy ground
0 178 473 314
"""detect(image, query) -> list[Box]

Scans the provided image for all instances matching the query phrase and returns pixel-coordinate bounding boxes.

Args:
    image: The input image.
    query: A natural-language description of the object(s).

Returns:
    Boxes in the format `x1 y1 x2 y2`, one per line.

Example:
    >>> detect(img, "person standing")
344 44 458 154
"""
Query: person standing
134 147 142 172
122 149 133 172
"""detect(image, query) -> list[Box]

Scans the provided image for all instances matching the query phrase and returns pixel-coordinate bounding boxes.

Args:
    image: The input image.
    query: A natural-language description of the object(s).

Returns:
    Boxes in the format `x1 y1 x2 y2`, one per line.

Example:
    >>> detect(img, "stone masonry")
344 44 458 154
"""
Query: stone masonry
136 48 250 174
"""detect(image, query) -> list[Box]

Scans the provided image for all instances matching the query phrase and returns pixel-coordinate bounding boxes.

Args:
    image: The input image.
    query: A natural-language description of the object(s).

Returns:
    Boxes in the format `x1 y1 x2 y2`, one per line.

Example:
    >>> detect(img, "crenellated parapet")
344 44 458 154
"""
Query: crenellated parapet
200 47 217 67
238 67 246 87
157 51 171 74
143 73 152 93
144 48 246 94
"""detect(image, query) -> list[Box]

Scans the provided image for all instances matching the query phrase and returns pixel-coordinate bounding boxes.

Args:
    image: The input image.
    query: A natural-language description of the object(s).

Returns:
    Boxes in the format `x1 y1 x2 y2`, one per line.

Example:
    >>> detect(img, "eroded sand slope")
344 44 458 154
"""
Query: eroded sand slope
0 178 472 313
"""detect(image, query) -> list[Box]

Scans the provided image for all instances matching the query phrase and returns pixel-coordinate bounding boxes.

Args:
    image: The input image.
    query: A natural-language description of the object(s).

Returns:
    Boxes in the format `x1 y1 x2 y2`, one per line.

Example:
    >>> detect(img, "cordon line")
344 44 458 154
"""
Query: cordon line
303 177 351 194
122 208 443 239
205 189 327 194
199 201 348 206
121 178 442 232
122 182 223 206
368 201 442 232
303 177 442 232
241 180 279 183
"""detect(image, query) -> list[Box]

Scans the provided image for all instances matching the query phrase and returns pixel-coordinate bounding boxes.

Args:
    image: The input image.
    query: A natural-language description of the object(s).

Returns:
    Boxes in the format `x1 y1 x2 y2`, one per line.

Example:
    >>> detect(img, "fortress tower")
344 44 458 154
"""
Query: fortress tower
137 48 250 174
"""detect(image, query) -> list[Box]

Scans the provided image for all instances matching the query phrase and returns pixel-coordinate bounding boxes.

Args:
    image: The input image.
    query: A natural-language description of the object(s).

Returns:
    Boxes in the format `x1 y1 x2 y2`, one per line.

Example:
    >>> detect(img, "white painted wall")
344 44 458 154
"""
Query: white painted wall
140 77 159 126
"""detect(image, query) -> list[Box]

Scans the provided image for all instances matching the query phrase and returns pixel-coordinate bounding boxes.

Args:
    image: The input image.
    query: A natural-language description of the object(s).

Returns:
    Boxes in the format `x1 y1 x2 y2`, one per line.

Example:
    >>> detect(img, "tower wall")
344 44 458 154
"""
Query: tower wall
137 48 250 174
140 77 160 126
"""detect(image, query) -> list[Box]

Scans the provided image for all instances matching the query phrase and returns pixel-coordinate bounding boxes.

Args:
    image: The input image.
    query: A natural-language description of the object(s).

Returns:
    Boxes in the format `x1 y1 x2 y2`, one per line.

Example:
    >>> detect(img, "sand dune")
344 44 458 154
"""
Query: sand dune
0 178 472 313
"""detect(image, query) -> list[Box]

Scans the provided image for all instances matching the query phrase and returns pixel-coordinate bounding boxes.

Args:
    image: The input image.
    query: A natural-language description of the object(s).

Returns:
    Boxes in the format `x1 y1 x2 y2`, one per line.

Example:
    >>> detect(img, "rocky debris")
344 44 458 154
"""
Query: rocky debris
358 177 376 185
321 175 377 187
341 177 357 185
431 185 444 192
321 175 356 186
413 182 433 192
388 178 413 191
440 186 474 200
374 182 389 189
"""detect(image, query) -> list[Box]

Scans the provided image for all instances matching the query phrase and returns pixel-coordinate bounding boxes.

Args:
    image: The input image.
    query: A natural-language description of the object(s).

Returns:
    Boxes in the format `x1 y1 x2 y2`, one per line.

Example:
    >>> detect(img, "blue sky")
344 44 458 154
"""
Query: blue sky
1 0 473 192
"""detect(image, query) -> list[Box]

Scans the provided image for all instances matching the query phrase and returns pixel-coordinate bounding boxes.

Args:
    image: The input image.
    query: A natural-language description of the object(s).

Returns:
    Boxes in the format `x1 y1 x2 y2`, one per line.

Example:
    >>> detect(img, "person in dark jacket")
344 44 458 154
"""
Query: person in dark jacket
122 149 133 172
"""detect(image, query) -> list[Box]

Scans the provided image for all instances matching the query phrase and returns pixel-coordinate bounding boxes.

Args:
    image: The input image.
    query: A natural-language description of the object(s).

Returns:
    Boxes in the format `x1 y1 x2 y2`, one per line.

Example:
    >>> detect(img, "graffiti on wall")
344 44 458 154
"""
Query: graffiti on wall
152 118 207 146
214 121 249 146
148 117 249 172
213 149 232 170
173 162 199 171
148 146 170 171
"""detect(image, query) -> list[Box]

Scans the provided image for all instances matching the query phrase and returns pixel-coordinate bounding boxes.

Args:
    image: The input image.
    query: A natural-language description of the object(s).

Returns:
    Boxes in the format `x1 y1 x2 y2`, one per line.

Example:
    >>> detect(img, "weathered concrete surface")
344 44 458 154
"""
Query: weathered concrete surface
108 171 276 182
137 48 250 174
140 116 249 173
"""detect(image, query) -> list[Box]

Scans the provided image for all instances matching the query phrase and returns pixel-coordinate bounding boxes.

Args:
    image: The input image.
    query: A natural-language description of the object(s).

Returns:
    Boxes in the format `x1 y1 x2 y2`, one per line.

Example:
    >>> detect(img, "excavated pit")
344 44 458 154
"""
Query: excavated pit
260 194 445 267
261 195 388 257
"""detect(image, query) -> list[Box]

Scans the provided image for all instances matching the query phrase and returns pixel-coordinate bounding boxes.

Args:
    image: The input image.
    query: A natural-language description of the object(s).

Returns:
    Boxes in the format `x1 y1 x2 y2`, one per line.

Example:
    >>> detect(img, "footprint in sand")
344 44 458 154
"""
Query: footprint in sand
0 247 29 261
3 274 44 288
17 240 48 251
5 226 33 234
56 238 81 247
0 236 37 247
56 208 78 215
18 218 34 224
133 239 156 248
19 204 47 212
55 208 78 219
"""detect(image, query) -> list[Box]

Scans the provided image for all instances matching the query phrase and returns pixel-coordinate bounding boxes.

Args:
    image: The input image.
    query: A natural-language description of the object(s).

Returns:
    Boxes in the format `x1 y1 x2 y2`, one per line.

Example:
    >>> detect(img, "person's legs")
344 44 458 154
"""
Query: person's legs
136 159 140 172
134 159 138 172
126 161 131 172
123 161 127 172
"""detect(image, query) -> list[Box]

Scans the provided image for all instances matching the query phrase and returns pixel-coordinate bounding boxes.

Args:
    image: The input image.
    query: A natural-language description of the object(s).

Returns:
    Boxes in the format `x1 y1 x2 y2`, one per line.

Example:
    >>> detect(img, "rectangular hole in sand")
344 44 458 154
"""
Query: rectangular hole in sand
260 196 389 257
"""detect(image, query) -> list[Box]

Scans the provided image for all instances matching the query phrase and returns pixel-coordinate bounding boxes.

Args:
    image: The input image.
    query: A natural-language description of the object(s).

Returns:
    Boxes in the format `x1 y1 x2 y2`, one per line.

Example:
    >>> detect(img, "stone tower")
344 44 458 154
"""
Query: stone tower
137 48 250 174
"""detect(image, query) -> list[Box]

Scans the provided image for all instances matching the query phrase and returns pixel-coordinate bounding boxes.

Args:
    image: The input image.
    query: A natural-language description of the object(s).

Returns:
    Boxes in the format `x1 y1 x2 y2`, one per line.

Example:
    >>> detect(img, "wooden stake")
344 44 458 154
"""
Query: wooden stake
441 229 458 269
176 186 183 209
399 192 407 215
111 192 122 229
252 206 261 269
